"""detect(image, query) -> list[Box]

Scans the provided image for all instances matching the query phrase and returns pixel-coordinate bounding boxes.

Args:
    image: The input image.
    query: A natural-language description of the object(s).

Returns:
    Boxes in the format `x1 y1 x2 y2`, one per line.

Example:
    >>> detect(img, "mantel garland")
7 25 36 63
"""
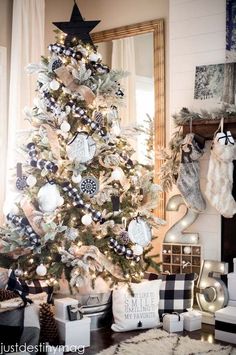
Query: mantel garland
159 104 236 192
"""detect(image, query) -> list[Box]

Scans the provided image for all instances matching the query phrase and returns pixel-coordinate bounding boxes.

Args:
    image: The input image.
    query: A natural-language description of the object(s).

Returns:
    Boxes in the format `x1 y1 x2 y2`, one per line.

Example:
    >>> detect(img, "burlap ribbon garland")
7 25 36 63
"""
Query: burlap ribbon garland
41 124 61 160
75 245 125 280
55 66 95 105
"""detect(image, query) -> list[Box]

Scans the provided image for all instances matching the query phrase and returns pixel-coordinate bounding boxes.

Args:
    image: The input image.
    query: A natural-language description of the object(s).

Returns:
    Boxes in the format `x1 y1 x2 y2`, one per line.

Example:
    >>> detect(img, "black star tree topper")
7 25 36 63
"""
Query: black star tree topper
53 2 100 46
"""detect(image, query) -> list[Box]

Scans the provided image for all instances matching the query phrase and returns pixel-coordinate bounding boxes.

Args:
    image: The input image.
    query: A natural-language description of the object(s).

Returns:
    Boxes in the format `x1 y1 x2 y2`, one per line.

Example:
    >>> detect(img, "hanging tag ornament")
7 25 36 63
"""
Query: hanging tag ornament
16 163 28 191
66 133 96 163
128 217 152 247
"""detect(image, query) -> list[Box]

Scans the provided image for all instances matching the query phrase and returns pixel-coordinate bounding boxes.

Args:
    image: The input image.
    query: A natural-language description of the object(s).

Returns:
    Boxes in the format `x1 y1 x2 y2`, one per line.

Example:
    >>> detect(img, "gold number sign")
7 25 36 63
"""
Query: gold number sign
164 194 199 244
196 260 229 313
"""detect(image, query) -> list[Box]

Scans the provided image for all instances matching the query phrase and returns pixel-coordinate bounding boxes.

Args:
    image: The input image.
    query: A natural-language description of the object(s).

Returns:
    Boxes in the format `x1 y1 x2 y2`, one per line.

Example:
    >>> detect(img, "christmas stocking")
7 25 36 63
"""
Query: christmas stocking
177 133 206 212
205 129 236 218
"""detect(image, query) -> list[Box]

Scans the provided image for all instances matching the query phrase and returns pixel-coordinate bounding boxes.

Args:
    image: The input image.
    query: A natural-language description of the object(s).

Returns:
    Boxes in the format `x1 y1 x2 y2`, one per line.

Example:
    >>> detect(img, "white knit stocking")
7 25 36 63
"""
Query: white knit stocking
205 139 236 218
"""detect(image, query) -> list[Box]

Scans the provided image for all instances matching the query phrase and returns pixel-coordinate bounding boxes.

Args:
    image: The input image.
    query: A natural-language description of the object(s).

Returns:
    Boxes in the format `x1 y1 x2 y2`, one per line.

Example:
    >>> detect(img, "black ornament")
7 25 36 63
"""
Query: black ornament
53 3 100 46
80 176 99 196
111 195 120 212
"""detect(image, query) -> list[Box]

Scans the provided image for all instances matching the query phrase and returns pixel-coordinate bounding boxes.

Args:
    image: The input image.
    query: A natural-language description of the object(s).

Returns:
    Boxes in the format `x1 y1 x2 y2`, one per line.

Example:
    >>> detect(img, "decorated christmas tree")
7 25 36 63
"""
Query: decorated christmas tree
0 4 164 289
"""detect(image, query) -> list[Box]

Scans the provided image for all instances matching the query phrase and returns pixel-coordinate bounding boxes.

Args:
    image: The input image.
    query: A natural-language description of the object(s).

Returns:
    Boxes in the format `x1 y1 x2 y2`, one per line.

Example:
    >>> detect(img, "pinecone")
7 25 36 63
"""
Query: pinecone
0 289 19 302
39 303 59 345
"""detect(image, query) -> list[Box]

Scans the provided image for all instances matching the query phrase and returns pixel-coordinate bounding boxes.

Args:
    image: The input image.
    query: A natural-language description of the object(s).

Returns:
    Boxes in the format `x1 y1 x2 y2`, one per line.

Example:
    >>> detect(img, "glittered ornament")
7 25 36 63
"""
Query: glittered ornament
119 231 129 245
80 176 99 196
81 214 92 226
26 175 37 188
66 133 96 163
38 183 64 213
94 111 104 125
111 167 124 181
132 244 144 256
60 121 71 132
72 173 82 184
36 264 47 277
50 79 60 91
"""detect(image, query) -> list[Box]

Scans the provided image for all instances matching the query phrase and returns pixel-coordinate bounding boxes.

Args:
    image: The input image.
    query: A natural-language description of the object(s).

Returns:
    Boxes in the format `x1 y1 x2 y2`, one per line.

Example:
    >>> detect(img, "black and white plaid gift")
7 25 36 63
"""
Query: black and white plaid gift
145 272 195 316
7 270 53 304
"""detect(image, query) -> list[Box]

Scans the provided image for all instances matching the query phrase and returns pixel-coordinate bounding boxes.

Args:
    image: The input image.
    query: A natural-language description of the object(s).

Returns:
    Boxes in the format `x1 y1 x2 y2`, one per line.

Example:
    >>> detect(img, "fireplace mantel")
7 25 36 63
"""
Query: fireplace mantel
182 117 236 139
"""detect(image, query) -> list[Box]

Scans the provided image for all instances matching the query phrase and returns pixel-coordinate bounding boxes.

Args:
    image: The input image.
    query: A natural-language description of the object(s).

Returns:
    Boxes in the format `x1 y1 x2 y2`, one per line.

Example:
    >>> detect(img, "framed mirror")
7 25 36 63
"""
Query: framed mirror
92 19 165 218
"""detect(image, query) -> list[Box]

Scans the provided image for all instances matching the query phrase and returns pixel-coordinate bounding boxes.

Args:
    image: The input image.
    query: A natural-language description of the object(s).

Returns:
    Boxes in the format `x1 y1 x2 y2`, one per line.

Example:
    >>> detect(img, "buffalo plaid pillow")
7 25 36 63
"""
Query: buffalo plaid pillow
145 272 195 316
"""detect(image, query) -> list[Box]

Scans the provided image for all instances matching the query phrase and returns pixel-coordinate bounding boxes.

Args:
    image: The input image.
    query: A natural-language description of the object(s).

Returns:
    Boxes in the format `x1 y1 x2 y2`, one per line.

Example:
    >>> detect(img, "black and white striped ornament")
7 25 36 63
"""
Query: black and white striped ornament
80 176 99 196
61 181 102 222
27 142 58 174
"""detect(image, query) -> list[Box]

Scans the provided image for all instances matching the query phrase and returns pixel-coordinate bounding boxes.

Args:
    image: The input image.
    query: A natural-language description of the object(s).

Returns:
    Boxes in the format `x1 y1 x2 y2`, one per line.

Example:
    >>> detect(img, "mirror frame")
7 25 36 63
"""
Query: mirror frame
92 19 165 218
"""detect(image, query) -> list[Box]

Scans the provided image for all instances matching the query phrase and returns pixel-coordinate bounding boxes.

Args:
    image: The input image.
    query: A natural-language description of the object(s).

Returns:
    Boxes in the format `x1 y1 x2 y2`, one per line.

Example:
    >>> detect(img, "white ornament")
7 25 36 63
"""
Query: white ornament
38 183 63 213
81 214 92 226
89 52 102 62
36 264 47 276
60 121 71 132
128 218 152 247
111 167 124 181
72 174 82 184
132 244 144 256
183 246 191 254
66 133 96 163
50 79 60 91
26 175 37 188
15 268 23 277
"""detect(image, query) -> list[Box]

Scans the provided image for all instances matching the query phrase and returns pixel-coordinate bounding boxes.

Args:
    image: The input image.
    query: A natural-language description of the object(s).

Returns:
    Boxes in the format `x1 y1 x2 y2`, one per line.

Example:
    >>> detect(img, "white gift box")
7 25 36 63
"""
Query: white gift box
228 258 236 301
163 313 184 333
55 297 78 321
182 311 202 331
215 306 236 344
56 316 91 347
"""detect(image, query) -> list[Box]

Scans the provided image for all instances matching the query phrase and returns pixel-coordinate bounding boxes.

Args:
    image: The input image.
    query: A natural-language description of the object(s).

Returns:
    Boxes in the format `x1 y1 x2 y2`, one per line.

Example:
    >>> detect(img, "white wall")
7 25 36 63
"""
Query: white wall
168 0 226 260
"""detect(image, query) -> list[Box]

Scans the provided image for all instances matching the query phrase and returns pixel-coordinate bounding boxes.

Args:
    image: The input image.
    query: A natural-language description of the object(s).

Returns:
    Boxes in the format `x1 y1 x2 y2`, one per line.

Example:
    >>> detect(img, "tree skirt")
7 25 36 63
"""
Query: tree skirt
97 329 236 355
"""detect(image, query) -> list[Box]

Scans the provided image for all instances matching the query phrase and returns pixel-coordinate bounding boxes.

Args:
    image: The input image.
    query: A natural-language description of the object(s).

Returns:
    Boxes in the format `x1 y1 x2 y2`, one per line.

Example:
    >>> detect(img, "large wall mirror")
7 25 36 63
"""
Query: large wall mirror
92 19 165 218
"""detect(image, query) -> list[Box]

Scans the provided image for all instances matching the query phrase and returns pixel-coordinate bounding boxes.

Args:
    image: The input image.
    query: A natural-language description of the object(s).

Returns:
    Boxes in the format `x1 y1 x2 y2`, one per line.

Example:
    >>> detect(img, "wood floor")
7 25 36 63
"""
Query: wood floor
84 323 229 355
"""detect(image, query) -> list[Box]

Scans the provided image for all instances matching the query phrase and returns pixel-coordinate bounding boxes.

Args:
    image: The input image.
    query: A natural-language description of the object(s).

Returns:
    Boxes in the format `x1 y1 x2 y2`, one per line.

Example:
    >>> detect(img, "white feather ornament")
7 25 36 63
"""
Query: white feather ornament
38 183 64 213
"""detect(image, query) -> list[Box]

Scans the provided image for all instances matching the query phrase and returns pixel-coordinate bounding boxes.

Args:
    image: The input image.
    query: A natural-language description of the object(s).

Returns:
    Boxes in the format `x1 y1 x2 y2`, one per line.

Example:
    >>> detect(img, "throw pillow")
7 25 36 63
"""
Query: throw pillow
111 279 162 332
145 272 195 316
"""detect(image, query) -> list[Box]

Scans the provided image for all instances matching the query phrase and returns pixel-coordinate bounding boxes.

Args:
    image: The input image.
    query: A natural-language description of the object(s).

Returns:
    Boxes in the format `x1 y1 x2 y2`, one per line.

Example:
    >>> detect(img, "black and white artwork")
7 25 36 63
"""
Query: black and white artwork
194 63 236 104
226 0 236 62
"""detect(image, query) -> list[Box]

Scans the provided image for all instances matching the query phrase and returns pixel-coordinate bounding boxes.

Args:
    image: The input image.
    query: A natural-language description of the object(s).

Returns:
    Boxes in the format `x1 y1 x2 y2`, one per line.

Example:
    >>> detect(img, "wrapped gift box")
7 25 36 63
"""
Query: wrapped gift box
56 316 91 347
163 313 184 333
182 311 202 331
215 306 236 344
55 297 78 321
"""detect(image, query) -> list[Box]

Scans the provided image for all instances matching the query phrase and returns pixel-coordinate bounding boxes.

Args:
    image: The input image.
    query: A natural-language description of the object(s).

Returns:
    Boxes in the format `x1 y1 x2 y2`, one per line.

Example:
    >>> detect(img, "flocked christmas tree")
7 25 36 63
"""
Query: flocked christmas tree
0 4 165 289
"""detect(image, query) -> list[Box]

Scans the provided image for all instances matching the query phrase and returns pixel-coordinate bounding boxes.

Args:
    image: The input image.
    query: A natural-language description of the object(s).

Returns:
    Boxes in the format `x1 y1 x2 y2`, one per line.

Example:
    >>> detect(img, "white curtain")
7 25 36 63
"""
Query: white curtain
112 37 136 126
3 0 45 220
0 47 7 225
